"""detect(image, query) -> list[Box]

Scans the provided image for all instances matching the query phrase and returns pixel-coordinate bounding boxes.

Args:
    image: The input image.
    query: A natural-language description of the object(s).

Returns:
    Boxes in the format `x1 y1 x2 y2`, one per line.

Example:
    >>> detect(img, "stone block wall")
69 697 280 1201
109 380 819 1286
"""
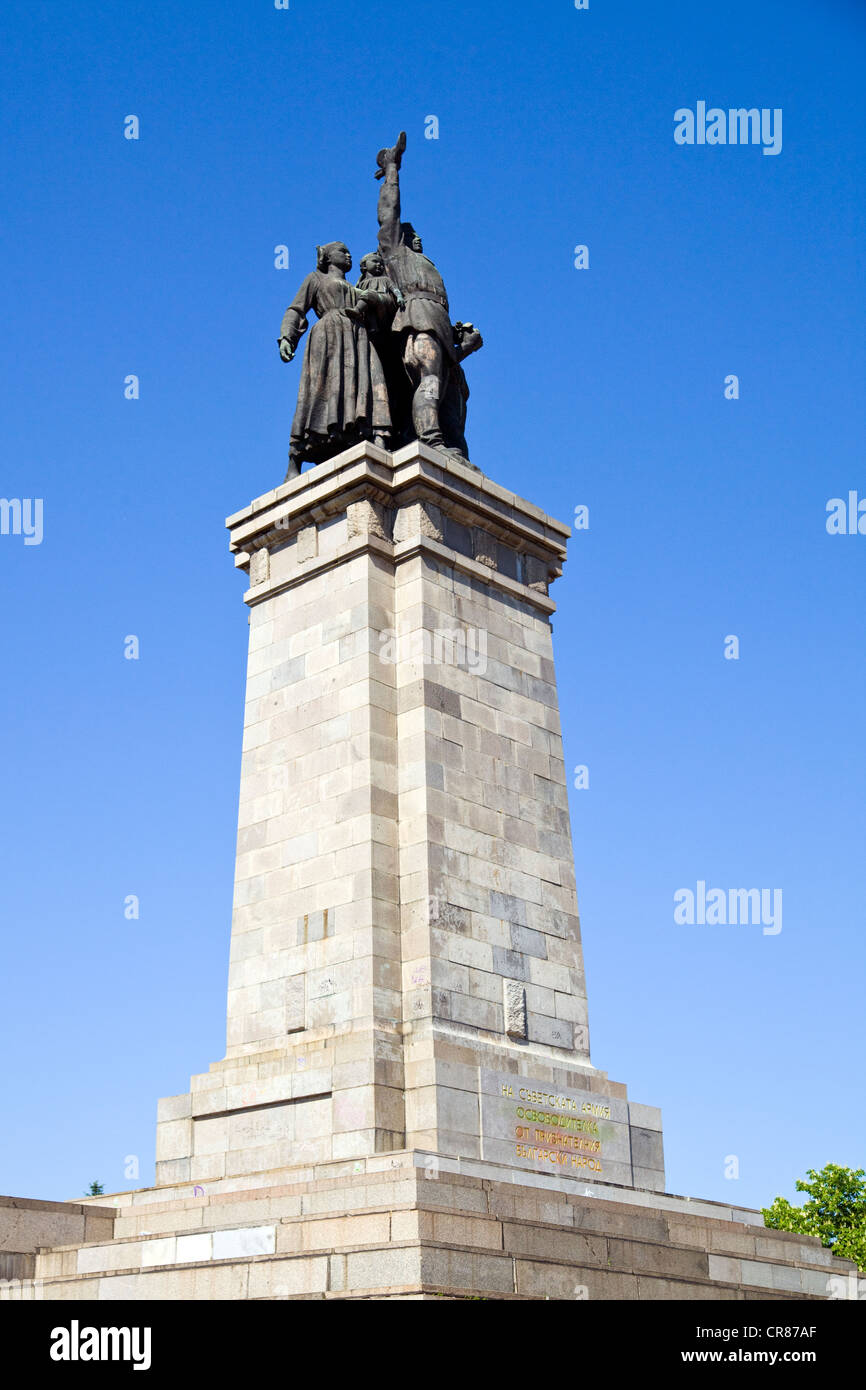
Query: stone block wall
155 443 661 1188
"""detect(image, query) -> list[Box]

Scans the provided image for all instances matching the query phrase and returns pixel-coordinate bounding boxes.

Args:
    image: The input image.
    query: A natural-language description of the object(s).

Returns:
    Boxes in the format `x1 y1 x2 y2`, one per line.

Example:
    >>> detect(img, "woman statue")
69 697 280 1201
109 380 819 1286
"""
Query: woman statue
278 241 392 479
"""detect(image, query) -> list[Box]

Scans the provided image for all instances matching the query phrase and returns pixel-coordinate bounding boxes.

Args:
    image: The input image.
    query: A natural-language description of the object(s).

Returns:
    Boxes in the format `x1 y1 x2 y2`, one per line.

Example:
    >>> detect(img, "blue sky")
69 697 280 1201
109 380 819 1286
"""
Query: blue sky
1 0 863 1212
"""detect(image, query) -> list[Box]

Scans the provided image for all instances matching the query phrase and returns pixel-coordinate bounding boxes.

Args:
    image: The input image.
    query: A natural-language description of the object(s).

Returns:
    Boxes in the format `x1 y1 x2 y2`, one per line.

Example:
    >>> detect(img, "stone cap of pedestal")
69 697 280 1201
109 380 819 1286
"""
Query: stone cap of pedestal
70 1151 771 1231
226 442 570 599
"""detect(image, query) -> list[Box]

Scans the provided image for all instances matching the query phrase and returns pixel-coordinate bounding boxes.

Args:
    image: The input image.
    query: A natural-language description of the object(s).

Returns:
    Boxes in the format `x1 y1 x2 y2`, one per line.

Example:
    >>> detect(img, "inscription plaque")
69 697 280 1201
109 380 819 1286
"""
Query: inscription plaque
479 1068 635 1186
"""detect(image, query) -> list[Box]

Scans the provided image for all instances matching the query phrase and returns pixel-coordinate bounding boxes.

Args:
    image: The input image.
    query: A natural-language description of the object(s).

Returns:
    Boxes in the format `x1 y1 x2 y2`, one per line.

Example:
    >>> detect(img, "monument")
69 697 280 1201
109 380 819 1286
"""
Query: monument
278 133 483 478
1 137 856 1301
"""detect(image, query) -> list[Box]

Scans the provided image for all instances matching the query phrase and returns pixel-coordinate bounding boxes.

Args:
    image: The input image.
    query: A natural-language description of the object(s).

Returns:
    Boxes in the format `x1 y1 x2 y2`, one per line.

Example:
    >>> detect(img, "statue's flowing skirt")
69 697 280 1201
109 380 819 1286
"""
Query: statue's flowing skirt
291 309 391 454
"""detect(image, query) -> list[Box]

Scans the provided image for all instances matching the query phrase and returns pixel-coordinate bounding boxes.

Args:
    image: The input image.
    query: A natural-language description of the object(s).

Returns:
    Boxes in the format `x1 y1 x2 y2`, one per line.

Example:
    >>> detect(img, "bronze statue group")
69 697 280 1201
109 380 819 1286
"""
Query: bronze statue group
278 133 483 480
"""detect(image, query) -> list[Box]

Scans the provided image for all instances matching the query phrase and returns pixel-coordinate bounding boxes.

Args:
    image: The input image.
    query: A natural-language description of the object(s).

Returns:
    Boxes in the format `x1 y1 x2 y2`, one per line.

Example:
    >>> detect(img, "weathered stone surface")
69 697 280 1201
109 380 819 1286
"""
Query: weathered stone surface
504 980 527 1038
2 1157 855 1301
347 498 387 540
249 547 270 586
0 1197 115 1257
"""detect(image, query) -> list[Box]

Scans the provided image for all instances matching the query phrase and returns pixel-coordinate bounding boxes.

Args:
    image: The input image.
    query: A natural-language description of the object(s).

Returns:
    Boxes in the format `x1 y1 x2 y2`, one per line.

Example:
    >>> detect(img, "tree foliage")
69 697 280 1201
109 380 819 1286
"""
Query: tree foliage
763 1164 866 1270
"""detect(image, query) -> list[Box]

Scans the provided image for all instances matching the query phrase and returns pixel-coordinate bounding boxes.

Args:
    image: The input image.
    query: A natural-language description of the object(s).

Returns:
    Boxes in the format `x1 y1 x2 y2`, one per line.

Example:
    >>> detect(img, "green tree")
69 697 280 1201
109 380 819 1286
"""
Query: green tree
85 1181 104 1196
763 1164 866 1270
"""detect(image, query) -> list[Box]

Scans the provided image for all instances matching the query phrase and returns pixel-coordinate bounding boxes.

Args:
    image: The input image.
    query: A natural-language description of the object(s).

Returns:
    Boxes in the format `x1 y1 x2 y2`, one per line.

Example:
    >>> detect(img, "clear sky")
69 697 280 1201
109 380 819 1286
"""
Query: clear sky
1 0 863 1212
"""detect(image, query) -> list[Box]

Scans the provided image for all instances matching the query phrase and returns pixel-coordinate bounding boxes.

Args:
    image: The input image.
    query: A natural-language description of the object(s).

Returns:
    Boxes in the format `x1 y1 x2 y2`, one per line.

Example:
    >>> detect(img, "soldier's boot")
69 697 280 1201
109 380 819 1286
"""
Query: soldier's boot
412 379 445 450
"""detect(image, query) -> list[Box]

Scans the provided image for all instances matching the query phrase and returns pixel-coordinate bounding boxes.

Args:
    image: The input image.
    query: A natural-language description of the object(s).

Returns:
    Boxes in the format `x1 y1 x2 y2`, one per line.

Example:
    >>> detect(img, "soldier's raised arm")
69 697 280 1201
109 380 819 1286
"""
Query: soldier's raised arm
375 131 407 258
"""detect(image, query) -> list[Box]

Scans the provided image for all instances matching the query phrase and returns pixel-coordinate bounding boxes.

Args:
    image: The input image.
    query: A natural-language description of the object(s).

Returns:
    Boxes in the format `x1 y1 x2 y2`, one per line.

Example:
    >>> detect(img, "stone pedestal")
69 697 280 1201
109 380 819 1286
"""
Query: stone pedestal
2 1157 857 1301
155 442 662 1192
5 445 850 1302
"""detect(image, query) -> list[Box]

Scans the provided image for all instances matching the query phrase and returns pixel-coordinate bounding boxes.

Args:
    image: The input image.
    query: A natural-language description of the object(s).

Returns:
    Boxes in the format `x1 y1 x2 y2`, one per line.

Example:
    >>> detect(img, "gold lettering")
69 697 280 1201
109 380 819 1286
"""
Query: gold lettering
581 1101 611 1119
531 1127 602 1154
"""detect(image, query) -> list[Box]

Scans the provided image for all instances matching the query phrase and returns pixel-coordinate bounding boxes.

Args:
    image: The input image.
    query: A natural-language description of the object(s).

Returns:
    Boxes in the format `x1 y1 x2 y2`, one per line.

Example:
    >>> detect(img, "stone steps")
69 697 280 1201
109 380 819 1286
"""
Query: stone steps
2 1157 853 1301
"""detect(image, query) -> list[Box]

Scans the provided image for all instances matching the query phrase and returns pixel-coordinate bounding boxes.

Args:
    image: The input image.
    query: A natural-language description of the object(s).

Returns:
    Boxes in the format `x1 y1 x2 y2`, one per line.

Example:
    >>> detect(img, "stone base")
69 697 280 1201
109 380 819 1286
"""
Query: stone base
0 1196 115 1286
1 1155 855 1301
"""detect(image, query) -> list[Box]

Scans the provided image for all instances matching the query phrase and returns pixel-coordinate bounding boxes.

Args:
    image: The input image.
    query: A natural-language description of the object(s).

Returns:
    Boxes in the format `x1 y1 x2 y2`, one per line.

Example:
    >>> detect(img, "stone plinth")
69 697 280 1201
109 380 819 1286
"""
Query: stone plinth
1 1157 856 1301
155 443 662 1191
